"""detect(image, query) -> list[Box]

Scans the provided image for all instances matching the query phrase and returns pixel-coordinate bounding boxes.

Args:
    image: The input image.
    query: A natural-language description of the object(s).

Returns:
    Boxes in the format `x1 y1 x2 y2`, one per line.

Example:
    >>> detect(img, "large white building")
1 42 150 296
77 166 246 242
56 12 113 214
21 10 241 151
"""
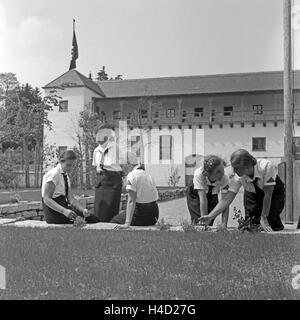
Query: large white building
43 69 300 187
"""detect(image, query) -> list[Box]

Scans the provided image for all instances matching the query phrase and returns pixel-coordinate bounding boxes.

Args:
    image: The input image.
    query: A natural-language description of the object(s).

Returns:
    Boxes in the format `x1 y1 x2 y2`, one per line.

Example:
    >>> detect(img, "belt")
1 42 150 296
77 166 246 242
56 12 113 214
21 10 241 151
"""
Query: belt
136 201 157 207
97 170 122 176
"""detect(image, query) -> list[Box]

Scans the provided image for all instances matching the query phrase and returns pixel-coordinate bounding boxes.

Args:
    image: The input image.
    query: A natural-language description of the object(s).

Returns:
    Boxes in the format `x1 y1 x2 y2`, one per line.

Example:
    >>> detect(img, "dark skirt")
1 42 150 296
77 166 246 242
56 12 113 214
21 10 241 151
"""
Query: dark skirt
244 175 285 231
111 201 159 226
186 183 218 226
43 196 100 224
94 170 123 222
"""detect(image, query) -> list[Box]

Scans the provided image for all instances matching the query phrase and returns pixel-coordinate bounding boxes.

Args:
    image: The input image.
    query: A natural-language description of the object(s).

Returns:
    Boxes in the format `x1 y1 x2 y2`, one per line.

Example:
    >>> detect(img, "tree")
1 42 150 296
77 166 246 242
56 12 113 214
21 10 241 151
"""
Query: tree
96 66 123 81
96 66 109 81
0 73 19 96
78 109 105 188
0 75 59 188
128 87 161 167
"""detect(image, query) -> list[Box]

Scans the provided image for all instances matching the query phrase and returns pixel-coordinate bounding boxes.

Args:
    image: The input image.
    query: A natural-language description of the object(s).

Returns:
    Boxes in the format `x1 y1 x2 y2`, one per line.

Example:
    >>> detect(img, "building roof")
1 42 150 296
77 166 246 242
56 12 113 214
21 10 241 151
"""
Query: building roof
43 69 106 97
44 70 300 99
97 70 300 98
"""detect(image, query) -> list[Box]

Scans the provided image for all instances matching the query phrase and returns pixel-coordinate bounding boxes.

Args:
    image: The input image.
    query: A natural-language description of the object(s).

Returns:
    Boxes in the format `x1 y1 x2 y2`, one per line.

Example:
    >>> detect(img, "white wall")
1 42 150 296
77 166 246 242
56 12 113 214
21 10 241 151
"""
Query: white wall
144 122 285 186
44 87 101 150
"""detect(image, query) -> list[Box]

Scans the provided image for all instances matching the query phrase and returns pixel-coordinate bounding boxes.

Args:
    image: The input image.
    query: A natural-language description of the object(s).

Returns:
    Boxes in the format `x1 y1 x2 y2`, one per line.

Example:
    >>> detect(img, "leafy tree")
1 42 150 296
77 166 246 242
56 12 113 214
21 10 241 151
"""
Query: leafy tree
0 75 58 187
96 66 109 81
96 66 123 81
78 109 105 188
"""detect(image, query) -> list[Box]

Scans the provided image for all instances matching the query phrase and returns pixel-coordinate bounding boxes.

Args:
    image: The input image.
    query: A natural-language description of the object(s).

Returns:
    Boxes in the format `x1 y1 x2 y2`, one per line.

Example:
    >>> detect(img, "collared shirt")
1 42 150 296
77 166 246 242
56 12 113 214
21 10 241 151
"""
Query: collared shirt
193 167 230 195
228 158 277 194
41 163 71 199
92 143 122 172
126 168 159 204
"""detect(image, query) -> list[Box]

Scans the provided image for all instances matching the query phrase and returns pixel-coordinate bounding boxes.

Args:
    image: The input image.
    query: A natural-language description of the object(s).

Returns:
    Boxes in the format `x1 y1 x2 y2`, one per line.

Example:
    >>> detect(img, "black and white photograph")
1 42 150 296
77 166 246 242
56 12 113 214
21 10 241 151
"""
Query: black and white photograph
0 0 300 305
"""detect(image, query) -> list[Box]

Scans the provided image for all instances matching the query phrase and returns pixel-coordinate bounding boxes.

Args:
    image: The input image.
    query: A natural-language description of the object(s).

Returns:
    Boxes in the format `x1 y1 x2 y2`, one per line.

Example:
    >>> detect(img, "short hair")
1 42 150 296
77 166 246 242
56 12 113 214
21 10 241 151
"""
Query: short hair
202 155 226 176
230 149 257 169
59 150 77 162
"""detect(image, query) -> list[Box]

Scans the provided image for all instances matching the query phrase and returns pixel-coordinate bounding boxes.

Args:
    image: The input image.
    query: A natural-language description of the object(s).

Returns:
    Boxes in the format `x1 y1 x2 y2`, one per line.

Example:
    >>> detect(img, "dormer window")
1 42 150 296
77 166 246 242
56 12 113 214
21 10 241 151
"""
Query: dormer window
59 100 68 112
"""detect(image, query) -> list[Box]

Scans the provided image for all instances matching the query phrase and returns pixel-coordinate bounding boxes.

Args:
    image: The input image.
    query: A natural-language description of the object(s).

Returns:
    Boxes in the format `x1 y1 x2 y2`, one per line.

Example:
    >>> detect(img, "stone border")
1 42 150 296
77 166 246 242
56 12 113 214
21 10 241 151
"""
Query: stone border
0 219 299 234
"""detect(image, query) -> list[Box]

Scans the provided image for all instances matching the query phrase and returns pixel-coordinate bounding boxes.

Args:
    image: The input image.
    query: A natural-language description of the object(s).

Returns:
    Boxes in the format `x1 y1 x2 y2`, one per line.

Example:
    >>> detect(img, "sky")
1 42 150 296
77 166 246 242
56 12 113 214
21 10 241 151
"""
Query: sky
0 0 299 89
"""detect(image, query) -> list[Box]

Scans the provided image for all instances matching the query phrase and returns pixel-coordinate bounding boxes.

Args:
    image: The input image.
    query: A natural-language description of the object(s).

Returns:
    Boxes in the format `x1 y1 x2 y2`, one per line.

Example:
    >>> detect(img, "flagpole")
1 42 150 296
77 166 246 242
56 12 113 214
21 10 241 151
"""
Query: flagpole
283 0 294 224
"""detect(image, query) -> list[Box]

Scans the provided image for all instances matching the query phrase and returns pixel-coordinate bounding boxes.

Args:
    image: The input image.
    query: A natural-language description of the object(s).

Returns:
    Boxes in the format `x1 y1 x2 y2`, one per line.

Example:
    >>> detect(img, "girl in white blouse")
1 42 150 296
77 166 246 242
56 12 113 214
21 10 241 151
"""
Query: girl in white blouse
186 155 230 229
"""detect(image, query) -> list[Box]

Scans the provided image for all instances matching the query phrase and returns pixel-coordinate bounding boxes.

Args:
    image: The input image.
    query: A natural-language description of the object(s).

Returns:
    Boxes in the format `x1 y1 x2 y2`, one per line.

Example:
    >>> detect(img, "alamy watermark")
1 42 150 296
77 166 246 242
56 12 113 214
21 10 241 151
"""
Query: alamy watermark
0 265 6 290
95 120 205 166
292 4 300 30
292 265 300 290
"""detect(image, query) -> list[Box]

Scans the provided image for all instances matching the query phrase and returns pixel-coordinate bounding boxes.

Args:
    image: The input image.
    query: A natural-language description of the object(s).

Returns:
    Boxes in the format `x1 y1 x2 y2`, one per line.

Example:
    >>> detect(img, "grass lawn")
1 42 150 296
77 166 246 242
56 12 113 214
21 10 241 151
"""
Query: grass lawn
0 227 299 300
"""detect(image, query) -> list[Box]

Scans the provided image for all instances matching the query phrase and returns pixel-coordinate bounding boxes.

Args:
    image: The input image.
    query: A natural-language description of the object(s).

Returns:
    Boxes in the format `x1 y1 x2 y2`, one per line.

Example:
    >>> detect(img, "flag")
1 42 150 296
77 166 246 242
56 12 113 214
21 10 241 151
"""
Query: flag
69 19 79 70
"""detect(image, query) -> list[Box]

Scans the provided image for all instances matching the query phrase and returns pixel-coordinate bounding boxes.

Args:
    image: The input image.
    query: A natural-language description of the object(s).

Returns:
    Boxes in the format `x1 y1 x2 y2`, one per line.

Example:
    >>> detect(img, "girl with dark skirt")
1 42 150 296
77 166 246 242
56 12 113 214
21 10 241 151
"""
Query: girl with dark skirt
42 150 99 224
186 155 230 229
112 164 159 228
92 135 123 222
199 149 285 232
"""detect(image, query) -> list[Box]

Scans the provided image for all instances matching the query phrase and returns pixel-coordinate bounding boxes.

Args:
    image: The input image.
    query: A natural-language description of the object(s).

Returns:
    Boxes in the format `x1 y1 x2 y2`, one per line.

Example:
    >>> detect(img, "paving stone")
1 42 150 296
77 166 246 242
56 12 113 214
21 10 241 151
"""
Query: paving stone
0 204 19 214
17 203 29 212
27 202 42 210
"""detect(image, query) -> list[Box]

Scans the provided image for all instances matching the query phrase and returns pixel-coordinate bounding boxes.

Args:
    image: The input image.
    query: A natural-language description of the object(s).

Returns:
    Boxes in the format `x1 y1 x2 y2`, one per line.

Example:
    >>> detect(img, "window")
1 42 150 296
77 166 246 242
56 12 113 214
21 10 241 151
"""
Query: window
100 111 106 122
253 105 263 115
166 108 175 118
210 109 216 122
194 107 203 118
294 137 300 159
224 106 233 116
154 111 159 118
127 113 132 124
141 109 148 119
252 137 266 152
59 100 68 112
182 110 187 118
58 146 67 156
131 136 140 157
113 111 121 120
159 135 173 160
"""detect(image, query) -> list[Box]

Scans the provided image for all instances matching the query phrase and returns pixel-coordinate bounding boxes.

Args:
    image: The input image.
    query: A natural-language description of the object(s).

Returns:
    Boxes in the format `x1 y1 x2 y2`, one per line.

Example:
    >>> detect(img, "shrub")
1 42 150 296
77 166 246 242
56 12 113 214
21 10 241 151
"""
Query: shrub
167 166 181 187
156 218 171 231
181 220 198 233
233 207 261 233
0 156 18 189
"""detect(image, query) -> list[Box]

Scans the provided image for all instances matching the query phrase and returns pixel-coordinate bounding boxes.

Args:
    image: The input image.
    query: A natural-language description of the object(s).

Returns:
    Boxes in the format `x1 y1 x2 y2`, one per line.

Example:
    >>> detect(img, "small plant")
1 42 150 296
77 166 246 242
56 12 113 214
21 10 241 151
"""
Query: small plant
9 193 21 204
156 218 171 231
233 207 261 233
73 216 87 228
181 220 199 233
167 166 181 188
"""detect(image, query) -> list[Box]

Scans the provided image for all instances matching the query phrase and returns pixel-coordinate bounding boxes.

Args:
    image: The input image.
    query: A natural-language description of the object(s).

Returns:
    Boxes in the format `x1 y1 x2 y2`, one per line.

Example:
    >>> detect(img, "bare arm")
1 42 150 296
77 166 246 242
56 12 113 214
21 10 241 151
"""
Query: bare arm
259 185 275 232
261 185 274 218
68 189 86 214
199 191 236 224
125 190 137 226
221 192 230 227
43 182 73 218
198 190 208 217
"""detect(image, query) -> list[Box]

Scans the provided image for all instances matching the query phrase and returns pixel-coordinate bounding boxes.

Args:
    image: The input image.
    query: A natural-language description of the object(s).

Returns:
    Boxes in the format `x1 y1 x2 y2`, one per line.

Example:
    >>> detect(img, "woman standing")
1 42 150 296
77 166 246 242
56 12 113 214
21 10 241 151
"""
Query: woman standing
92 135 123 222
112 164 159 228
199 149 285 232
186 155 230 229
